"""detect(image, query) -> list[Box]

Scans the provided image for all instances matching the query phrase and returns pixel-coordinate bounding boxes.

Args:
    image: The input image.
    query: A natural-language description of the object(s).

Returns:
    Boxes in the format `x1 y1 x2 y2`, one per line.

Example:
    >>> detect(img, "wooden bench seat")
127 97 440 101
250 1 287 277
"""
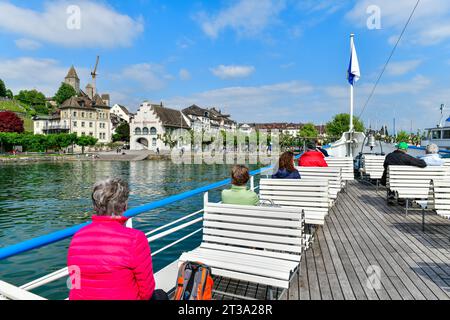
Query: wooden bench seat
179 203 304 293
259 179 329 225
295 167 342 205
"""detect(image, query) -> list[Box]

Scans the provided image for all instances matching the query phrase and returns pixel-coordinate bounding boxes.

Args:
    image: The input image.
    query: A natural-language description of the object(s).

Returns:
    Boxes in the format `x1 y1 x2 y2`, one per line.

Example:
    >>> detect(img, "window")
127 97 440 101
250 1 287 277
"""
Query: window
432 130 442 139
73 121 77 127
36 122 39 128
89 113 93 118
82 132 86 136
135 128 142 135
152 138 157 147
81 122 85 128
444 130 450 139
150 127 157 135
89 132 93 136
81 112 85 118
89 122 93 128
143 127 149 135
73 111 77 117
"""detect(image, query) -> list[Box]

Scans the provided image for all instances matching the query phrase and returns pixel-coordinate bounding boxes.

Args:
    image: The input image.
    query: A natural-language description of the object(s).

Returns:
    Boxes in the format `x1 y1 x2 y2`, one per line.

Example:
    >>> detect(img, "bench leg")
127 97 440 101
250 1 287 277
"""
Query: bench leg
268 286 274 300
405 199 409 217
422 208 426 232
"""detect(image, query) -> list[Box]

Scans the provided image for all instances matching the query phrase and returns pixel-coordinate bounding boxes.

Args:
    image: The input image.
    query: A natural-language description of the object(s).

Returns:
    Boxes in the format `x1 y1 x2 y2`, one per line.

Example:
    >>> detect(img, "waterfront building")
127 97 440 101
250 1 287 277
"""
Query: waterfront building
182 104 237 133
32 66 113 143
130 101 191 151
111 104 133 123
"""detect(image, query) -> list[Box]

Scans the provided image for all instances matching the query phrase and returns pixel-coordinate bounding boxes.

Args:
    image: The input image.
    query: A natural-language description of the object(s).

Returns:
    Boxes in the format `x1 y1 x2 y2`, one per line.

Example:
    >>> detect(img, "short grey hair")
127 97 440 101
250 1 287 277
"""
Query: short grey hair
426 144 439 154
92 178 129 216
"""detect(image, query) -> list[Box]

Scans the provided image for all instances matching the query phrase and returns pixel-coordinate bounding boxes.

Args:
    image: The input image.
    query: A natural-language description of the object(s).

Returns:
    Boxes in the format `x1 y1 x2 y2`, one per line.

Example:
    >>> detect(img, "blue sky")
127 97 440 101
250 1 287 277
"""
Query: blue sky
1 0 450 131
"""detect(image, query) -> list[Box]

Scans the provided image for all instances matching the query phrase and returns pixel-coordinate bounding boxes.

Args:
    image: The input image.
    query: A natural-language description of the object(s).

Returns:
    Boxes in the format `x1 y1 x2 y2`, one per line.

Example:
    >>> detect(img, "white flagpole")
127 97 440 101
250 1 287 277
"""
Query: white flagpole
349 34 355 133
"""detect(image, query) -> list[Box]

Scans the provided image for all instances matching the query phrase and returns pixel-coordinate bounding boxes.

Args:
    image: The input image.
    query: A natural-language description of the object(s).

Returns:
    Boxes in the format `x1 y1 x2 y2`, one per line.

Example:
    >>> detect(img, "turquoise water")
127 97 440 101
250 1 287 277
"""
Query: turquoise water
0 161 262 299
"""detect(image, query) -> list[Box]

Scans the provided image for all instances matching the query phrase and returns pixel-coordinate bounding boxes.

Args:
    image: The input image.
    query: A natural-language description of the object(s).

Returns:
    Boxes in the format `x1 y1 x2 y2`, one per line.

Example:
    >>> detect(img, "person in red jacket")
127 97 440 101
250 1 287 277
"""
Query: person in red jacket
67 178 165 300
298 142 329 167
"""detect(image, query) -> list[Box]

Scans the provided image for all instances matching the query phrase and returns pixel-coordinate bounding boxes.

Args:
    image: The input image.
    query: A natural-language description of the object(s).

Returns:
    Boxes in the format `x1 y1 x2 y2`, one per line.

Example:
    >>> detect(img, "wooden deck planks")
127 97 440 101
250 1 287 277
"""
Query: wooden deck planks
210 180 450 300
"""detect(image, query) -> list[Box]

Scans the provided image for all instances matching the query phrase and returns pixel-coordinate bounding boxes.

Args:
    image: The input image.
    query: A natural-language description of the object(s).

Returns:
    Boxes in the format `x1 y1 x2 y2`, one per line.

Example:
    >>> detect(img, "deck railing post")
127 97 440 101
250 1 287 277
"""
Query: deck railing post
250 176 255 191
203 192 209 207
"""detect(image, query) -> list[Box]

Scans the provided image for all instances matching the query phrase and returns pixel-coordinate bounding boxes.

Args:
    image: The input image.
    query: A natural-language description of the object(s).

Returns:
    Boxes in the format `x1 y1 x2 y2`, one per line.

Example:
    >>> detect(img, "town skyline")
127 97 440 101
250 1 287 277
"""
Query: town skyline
1 1 450 132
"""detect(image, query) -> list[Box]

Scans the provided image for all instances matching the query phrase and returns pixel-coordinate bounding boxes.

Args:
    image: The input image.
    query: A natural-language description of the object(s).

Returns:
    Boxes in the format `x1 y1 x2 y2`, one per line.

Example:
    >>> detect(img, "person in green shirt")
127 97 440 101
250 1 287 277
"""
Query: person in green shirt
222 165 259 206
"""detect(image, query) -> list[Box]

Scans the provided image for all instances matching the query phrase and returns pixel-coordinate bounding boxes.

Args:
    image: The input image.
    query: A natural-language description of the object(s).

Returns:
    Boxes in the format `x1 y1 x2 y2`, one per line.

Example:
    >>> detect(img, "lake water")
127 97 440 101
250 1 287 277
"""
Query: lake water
0 161 262 299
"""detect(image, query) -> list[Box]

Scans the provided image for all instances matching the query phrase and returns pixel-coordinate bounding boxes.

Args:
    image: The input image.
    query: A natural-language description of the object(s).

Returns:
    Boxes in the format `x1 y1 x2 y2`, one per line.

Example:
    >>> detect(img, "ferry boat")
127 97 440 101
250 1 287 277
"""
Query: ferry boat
1 132 449 301
421 105 450 151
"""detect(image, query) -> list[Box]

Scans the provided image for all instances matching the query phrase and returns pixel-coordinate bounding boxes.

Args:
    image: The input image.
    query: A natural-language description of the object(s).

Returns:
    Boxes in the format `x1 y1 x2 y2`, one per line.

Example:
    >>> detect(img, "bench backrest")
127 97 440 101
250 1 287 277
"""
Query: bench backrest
259 179 329 225
295 167 342 203
362 155 386 180
203 203 304 261
430 180 450 219
387 166 450 200
326 157 354 182
444 159 450 168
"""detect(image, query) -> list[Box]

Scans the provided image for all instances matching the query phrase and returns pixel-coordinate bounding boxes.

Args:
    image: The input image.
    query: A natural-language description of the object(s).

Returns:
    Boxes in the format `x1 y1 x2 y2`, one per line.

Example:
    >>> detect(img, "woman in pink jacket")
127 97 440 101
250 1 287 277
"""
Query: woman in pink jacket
67 178 162 300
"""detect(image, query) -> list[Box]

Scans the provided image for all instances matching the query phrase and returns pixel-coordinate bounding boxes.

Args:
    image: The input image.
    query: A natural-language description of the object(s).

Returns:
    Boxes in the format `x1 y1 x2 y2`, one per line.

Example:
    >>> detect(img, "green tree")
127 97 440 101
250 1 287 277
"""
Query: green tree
54 82 77 105
299 123 319 139
396 131 410 144
326 113 365 138
5 89 13 99
76 135 98 154
0 79 6 97
112 123 130 142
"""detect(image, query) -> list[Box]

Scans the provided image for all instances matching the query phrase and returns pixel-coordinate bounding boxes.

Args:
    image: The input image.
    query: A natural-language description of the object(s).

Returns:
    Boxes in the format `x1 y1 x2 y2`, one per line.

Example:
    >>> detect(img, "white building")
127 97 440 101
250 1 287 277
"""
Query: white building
33 66 112 143
111 104 132 123
182 105 237 133
130 102 191 151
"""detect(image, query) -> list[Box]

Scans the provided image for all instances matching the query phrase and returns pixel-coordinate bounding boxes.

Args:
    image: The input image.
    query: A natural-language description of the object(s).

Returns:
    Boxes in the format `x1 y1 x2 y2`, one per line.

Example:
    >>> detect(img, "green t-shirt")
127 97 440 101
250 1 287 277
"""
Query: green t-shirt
221 185 259 206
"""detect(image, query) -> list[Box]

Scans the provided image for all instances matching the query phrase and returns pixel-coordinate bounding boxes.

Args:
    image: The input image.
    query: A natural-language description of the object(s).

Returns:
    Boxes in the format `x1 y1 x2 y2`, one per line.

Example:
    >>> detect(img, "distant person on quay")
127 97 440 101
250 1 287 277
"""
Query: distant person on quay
272 151 301 179
222 165 259 206
67 178 168 300
298 142 328 167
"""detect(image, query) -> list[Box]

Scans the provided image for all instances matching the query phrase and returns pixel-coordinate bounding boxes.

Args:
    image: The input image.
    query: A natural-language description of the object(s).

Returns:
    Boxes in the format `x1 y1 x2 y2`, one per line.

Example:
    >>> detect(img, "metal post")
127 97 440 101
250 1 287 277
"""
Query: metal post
405 199 409 216
422 208 426 232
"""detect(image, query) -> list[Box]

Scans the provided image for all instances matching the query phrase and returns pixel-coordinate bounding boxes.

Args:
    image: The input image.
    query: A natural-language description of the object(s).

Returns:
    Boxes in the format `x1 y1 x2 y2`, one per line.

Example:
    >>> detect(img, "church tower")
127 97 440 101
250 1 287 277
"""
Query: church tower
64 66 80 94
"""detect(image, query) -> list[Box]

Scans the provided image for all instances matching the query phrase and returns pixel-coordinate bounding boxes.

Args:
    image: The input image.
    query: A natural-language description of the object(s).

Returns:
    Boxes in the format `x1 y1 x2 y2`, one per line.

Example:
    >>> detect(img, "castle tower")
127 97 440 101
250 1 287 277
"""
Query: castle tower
65 66 80 94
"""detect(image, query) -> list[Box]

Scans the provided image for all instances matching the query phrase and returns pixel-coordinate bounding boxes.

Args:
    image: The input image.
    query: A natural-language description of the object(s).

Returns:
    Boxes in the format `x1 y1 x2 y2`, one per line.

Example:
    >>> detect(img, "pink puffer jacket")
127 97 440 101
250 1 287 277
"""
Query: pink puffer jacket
67 215 155 300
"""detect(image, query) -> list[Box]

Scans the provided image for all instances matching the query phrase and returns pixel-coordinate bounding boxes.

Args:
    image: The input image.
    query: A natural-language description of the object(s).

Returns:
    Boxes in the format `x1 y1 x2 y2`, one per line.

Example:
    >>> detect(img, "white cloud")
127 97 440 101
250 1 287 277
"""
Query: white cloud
179 69 191 81
346 0 450 45
197 0 286 39
0 57 90 96
386 59 422 76
165 81 314 122
0 1 144 48
210 65 255 79
115 63 172 91
14 38 42 51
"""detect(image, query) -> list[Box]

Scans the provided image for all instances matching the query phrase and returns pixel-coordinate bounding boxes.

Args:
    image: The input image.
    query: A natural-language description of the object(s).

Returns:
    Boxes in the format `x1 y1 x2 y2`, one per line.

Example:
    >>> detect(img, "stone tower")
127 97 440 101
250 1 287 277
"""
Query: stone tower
65 66 80 94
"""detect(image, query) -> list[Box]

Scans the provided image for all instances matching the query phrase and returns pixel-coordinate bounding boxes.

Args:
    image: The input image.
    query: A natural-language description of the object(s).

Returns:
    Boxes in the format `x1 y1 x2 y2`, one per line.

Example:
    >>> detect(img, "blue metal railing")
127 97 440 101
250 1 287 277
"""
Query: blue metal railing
0 164 277 261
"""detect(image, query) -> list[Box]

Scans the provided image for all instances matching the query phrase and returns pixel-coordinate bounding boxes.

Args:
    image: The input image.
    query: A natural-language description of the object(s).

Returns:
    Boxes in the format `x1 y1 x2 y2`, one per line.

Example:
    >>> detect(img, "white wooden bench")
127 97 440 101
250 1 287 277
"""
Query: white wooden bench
361 155 385 180
295 167 342 205
179 202 304 297
444 159 450 169
326 157 354 188
387 166 450 215
430 180 450 220
259 179 330 226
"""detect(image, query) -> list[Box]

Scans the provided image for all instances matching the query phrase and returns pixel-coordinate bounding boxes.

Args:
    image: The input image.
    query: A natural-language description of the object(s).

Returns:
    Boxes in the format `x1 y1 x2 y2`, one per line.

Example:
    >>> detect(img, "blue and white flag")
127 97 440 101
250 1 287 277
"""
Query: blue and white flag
347 36 360 86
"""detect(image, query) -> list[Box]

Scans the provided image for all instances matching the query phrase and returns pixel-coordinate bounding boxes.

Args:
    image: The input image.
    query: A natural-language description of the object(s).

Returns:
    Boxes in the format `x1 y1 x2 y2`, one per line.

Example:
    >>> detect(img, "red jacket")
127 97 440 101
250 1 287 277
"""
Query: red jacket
67 215 155 300
298 151 329 167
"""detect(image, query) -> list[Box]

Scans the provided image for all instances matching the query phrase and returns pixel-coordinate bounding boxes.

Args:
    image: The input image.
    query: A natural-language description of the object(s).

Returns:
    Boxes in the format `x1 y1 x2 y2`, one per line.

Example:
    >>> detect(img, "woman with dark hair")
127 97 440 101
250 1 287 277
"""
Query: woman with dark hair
272 152 301 179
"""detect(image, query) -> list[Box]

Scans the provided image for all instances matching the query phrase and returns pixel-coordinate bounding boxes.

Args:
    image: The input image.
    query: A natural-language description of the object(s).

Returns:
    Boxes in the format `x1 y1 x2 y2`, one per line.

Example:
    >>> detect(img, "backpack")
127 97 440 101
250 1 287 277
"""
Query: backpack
174 261 214 300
